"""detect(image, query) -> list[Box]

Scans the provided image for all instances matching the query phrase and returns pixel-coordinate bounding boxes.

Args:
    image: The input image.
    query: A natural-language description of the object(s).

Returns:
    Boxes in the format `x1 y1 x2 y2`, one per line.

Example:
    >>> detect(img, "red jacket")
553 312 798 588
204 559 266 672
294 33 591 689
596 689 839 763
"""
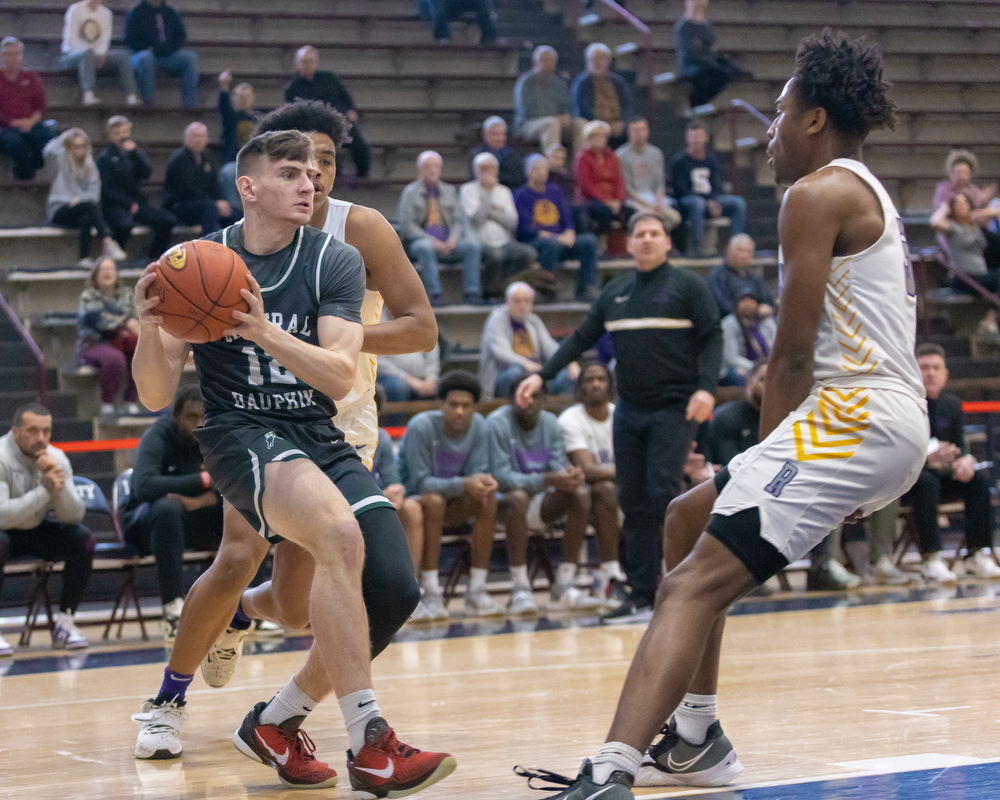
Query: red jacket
0 70 46 127
573 146 627 205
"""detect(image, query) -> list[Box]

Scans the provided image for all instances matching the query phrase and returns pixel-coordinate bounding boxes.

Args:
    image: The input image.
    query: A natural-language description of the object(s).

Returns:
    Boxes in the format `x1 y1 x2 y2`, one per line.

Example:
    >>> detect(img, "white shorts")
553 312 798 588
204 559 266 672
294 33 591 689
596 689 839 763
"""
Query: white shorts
711 386 928 579
527 488 561 533
333 399 379 472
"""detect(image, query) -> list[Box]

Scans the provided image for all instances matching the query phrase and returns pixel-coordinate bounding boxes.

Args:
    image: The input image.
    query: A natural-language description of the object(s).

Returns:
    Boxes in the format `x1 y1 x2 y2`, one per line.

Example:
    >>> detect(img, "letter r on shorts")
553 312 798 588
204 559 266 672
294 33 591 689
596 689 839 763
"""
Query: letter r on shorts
764 461 798 498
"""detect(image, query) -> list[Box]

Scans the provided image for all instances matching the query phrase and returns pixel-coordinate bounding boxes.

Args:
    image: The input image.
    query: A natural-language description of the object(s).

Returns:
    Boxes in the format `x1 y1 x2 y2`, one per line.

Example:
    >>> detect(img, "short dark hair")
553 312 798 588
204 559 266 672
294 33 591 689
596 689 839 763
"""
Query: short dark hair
13 403 50 427
508 372 544 400
254 100 352 146
173 384 203 418
792 28 897 143
438 370 482 403
574 361 615 402
686 120 707 133
236 129 314 178
628 211 669 236
915 342 946 361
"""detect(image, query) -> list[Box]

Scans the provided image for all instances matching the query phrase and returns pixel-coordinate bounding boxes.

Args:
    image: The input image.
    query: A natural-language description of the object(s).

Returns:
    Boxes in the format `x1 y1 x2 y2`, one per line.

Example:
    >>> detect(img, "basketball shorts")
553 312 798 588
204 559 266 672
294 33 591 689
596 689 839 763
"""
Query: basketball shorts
527 488 557 532
334 398 379 471
707 386 929 583
196 412 393 543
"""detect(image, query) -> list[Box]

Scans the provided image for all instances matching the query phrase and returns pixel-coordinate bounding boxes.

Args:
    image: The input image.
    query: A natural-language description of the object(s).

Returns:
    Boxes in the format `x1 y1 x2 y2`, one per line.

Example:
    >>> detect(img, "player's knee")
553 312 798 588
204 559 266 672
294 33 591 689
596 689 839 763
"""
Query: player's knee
274 596 311 631
592 480 618 508
419 492 446 516
571 483 591 512
151 496 185 521
506 489 530 514
212 543 263 588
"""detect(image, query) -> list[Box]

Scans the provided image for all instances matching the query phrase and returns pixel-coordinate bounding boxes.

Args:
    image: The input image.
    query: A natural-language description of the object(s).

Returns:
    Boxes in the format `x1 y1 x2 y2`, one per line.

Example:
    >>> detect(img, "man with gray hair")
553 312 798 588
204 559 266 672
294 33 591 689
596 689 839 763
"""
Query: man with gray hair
461 152 537 301
162 121 233 234
0 37 57 180
571 42 635 148
514 45 585 154
469 115 525 189
706 234 773 317
398 150 483 306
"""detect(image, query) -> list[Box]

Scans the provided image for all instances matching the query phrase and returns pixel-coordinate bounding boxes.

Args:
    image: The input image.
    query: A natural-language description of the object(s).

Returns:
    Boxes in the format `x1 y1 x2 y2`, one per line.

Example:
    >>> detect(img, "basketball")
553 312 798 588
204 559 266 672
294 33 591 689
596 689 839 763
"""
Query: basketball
147 240 251 343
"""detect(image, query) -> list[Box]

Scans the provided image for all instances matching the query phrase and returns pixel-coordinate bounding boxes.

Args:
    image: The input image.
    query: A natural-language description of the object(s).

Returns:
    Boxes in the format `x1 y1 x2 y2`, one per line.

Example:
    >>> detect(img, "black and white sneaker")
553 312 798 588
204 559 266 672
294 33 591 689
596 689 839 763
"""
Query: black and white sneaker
515 759 634 799
634 719 743 787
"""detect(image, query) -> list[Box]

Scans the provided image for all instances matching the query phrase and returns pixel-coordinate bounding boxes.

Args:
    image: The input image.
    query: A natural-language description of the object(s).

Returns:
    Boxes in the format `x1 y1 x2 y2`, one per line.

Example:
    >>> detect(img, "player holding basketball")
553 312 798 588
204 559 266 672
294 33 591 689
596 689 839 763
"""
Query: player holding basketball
519 30 930 798
130 131 454 795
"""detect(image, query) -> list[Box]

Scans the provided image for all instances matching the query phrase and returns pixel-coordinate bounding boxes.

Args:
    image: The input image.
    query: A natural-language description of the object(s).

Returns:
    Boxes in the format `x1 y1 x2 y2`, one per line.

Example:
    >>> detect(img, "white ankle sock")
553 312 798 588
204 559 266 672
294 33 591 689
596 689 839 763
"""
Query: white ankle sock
675 693 718 745
421 570 440 594
601 561 625 581
468 567 488 593
591 741 642 784
510 564 529 587
339 688 382 754
556 562 577 587
260 677 318 728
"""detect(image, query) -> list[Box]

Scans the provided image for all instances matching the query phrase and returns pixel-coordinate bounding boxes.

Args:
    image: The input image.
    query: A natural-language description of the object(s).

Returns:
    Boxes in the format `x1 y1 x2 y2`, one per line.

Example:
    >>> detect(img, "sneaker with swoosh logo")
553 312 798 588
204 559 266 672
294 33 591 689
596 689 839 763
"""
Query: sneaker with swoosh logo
233 701 338 789
347 717 456 798
634 719 743 787
514 759 634 799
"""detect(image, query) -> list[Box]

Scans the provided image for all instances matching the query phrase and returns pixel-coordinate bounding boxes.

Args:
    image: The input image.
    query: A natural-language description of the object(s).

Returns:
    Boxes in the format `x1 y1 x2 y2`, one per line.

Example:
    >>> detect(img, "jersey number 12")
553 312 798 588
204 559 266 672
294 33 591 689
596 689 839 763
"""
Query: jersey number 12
242 346 296 386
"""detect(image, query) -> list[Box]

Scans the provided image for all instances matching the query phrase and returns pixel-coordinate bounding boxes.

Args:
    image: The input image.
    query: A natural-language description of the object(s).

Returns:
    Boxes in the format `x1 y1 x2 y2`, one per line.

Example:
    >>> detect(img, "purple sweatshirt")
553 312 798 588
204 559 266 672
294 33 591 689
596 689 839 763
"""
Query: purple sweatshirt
514 183 574 240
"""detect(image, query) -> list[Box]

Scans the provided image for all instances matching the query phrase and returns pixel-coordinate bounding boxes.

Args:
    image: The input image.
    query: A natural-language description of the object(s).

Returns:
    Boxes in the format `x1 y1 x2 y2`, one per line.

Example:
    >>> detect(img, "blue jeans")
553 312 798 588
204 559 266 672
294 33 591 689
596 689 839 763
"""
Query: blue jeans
528 233 598 298
494 364 575 400
678 193 747 255
58 48 137 96
408 236 481 299
0 121 57 179
377 374 419 402
131 48 200 107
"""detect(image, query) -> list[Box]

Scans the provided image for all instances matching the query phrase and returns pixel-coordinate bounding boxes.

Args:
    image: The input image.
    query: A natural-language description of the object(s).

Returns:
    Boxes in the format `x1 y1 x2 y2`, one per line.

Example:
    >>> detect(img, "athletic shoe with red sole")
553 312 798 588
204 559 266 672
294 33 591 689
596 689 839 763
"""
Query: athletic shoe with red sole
233 701 338 789
347 717 456 798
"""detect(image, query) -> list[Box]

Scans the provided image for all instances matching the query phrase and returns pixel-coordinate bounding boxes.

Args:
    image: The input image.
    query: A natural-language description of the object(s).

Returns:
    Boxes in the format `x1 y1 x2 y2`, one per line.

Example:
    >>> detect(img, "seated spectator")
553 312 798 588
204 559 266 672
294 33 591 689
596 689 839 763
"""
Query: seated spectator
370 386 424 591
417 0 499 44
546 142 589 233
397 150 482 306
571 43 634 149
124 0 199 107
674 0 750 108
377 312 442 401
515 153 598 301
719 289 775 385
514 46 584 154
903 344 1000 582
615 118 681 231
461 152 537 300
217 71 262 213
0 403 95 653
123 386 223 638
60 0 139 106
931 192 999 341
285 46 369 179
573 120 634 236
44 129 126 267
487 378 601 613
98 115 177 260
76 258 140 418
478 281 578 400
469 116 525 190
706 234 773 317
670 120 747 256
0 37 57 181
933 148 1000 269
163 122 233 235
400 371 501 619
558 362 626 602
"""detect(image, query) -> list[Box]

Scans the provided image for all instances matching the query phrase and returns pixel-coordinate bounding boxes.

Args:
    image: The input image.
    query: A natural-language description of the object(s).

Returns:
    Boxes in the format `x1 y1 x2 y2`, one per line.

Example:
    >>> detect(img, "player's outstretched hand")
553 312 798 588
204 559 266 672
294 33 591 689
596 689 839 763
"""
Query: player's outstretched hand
225 274 268 343
515 374 544 409
134 265 163 326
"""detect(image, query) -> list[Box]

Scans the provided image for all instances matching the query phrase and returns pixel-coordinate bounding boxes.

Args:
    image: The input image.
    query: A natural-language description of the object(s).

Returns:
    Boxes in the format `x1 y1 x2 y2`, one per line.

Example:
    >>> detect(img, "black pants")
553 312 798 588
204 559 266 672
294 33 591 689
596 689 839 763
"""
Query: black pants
984 229 1000 272
125 497 224 604
105 202 178 260
581 200 635 236
170 198 232 235
343 123 371 178
0 522 95 613
682 57 736 107
359 506 420 656
902 467 995 554
52 202 111 259
614 399 696 605
0 121 57 179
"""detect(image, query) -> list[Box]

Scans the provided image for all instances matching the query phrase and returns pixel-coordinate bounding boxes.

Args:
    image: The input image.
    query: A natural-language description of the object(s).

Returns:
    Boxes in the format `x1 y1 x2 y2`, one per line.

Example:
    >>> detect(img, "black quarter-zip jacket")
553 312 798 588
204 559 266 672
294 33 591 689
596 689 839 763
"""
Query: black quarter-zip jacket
539 261 723 408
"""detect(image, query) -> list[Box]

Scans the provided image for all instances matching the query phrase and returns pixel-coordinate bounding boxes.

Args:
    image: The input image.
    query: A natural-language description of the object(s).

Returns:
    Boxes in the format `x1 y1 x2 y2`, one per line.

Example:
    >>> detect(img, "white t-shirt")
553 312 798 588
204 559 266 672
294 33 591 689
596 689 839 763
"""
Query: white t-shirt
558 403 615 465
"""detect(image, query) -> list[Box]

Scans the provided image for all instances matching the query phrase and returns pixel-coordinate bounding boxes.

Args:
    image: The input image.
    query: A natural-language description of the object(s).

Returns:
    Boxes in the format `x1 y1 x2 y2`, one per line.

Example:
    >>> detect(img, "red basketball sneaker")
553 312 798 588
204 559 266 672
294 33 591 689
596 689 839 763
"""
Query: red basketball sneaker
347 717 456 798
233 701 338 789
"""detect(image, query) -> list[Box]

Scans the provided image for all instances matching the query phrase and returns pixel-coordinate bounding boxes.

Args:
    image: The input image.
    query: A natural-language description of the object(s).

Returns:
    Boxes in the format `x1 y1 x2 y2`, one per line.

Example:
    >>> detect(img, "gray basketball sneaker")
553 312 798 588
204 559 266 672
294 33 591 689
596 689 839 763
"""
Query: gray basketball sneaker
634 719 743 787
515 759 634 799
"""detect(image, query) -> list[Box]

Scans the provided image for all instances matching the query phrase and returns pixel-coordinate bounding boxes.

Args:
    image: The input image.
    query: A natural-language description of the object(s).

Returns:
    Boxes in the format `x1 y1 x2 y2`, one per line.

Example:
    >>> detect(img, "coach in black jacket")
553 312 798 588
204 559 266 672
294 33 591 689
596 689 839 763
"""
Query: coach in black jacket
98 115 176 259
517 212 722 616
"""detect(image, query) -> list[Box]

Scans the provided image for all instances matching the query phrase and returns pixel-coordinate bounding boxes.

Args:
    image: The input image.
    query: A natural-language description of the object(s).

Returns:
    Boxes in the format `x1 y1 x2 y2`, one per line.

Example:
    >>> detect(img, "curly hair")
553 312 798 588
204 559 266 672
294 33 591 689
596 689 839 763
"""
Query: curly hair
793 28 896 143
254 99 352 146
439 370 482 403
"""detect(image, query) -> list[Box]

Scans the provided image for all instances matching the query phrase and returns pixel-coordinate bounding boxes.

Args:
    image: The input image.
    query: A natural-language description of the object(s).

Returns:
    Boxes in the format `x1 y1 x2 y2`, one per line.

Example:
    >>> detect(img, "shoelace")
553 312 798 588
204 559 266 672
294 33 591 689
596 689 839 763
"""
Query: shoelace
211 647 239 663
383 729 419 759
278 727 320 763
513 766 576 791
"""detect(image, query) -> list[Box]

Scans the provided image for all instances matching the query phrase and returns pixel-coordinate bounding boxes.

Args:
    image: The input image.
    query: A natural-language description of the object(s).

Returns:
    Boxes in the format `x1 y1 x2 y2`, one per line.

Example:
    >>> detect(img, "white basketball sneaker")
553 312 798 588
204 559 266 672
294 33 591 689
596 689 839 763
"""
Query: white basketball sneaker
200 625 248 688
133 698 188 760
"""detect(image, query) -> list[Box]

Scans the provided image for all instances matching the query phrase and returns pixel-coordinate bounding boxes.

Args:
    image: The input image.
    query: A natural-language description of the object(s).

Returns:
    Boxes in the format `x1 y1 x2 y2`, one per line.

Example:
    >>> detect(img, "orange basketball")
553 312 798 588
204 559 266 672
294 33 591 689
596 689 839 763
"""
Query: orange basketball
148 240 251 343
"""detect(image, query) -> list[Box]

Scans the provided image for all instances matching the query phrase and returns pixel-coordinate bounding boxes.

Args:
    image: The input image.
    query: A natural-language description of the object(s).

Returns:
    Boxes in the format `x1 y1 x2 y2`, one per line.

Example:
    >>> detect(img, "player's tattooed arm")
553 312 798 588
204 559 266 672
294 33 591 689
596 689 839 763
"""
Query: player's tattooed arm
345 205 438 354
132 265 191 411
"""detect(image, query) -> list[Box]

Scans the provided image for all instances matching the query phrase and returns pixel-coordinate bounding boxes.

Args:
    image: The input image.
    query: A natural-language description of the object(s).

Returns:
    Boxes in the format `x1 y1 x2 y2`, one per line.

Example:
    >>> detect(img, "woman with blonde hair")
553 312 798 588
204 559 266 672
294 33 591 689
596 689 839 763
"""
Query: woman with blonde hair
44 128 126 267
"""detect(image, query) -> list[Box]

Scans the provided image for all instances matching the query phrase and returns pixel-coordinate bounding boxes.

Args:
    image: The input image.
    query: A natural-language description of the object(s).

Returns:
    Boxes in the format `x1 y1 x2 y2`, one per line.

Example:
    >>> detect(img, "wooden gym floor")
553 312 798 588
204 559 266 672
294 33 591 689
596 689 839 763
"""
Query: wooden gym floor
2 582 1000 799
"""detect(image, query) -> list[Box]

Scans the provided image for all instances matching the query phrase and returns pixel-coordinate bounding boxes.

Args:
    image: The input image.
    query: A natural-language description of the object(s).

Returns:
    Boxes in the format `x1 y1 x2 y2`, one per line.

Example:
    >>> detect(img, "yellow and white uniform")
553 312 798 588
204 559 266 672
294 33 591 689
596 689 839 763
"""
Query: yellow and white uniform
323 198 383 470
713 159 929 563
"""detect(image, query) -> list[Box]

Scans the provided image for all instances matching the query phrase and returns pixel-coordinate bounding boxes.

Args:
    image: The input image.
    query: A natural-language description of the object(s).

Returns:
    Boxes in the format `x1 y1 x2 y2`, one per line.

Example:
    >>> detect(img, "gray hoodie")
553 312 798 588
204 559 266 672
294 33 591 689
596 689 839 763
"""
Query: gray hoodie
0 431 85 530
44 132 101 221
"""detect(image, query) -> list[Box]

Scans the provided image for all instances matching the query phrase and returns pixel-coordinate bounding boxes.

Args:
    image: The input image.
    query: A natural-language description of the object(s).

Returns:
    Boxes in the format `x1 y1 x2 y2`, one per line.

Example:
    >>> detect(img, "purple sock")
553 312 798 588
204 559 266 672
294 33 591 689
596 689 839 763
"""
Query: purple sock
155 667 193 705
230 599 252 631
